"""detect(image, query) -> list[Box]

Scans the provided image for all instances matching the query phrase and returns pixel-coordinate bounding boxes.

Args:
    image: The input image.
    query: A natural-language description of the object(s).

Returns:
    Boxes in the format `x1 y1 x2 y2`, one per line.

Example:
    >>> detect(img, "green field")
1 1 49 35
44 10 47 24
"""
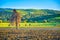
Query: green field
0 23 60 28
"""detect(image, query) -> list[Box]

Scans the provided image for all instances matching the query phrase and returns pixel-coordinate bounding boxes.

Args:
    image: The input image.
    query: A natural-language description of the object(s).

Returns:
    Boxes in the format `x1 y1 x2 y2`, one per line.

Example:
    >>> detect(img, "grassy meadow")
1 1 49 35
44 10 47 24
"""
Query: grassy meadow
0 23 60 28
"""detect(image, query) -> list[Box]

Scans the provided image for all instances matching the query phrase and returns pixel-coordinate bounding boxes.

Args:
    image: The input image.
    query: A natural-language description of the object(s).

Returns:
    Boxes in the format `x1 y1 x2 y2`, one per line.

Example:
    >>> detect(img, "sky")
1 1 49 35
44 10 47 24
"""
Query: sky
0 0 60 10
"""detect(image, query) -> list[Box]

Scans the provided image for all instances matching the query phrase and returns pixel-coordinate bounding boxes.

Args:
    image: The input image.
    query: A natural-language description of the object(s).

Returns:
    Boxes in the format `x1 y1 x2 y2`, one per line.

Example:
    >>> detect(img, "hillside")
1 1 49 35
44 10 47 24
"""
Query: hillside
0 8 60 23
